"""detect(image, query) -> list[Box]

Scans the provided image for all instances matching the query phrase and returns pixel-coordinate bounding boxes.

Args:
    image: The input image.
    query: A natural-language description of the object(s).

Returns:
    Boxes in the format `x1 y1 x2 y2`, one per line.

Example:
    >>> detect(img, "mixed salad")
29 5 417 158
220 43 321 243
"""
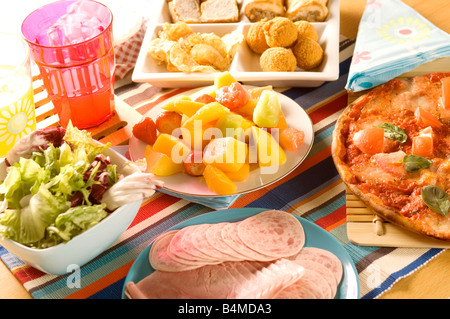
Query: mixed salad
0 123 155 249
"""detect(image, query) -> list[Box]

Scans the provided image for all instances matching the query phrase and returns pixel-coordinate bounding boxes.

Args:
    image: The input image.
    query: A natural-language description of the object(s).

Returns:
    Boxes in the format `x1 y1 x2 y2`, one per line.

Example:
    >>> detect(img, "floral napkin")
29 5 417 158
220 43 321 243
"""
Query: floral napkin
345 0 450 92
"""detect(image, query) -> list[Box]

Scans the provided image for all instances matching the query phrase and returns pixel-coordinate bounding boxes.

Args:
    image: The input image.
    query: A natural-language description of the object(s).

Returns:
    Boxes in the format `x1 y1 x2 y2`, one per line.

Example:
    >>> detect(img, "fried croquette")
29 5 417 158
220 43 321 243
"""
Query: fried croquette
292 36 324 70
263 17 298 48
246 20 270 54
190 43 229 71
294 20 319 42
260 47 297 72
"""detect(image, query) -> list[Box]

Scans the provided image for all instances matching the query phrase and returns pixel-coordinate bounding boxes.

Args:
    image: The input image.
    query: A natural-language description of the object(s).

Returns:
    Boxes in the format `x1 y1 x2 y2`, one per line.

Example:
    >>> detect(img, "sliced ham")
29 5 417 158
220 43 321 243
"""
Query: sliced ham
237 210 305 258
149 210 306 272
273 268 332 299
166 226 215 266
291 247 343 285
125 259 305 299
220 223 253 260
149 230 200 272
221 222 274 261
139 210 344 299
180 224 220 262
189 223 228 260
293 260 337 298
205 222 243 261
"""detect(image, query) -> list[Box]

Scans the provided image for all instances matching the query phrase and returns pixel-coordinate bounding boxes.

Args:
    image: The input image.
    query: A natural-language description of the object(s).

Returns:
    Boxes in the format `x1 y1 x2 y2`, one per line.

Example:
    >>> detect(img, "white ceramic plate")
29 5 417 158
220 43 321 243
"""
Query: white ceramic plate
128 85 314 198
132 0 340 88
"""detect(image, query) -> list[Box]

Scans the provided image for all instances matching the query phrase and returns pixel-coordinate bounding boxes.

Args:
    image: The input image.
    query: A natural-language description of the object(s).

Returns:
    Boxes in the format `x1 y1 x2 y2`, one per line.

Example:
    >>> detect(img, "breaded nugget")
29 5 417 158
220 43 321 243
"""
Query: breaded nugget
260 47 297 72
246 20 270 54
263 17 298 48
292 36 323 70
294 20 319 42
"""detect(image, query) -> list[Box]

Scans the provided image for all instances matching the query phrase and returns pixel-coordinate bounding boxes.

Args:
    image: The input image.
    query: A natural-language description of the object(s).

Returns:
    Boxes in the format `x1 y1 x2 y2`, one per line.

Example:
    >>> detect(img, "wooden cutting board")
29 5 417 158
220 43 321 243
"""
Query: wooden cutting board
345 56 450 248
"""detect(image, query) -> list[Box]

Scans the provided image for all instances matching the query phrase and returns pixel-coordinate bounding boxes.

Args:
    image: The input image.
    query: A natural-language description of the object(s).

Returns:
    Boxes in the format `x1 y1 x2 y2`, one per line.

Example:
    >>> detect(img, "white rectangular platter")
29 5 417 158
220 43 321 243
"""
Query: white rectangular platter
132 0 340 88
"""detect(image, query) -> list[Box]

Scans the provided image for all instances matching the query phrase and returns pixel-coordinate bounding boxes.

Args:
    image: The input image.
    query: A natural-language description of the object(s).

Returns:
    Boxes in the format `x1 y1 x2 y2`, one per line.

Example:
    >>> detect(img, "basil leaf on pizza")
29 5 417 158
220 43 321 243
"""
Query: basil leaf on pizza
403 155 432 172
379 123 407 143
421 185 450 217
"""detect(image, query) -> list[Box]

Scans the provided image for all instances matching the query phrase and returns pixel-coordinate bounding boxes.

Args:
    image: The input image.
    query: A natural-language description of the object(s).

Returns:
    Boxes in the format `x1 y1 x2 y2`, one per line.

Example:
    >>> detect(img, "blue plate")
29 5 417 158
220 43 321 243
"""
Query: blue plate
122 208 360 299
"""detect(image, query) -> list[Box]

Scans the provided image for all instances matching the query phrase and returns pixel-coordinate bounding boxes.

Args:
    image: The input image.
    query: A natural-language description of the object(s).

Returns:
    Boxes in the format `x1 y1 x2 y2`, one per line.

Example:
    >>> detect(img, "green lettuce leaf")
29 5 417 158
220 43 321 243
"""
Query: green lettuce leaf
0 124 118 248
0 166 23 209
63 122 110 162
48 204 108 242
47 165 85 197
0 209 21 242
0 185 70 245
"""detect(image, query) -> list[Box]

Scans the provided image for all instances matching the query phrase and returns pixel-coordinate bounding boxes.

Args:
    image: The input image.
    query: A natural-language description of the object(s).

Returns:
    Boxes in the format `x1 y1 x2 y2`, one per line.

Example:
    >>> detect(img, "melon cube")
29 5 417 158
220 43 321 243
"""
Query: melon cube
173 99 205 117
214 71 237 89
181 121 215 150
152 133 191 163
252 90 281 128
250 126 286 167
161 95 192 112
215 112 254 141
182 102 230 130
144 145 183 176
203 137 248 173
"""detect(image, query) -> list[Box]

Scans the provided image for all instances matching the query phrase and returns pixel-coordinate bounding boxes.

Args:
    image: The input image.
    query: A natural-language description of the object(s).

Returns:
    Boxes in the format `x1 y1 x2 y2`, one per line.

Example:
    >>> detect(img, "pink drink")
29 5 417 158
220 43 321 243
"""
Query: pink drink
22 0 115 129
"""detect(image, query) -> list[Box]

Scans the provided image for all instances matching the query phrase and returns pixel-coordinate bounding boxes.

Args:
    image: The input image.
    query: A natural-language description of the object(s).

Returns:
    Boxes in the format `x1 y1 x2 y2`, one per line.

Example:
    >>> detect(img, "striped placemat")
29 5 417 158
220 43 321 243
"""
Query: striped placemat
0 36 445 299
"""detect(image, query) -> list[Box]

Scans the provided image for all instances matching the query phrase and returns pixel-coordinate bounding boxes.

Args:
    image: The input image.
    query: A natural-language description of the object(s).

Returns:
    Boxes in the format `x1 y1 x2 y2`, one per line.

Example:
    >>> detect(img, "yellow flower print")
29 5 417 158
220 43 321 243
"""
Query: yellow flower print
0 92 35 147
377 16 432 44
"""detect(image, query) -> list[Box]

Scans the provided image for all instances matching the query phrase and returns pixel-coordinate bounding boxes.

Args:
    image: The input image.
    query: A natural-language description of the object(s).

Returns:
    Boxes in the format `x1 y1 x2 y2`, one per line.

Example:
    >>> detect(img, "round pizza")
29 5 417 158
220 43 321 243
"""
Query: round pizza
332 72 450 241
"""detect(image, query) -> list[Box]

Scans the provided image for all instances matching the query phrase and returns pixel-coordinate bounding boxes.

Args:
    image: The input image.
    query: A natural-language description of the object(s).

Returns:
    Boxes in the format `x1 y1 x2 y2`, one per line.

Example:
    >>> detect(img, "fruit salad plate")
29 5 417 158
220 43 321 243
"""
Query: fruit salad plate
128 85 314 198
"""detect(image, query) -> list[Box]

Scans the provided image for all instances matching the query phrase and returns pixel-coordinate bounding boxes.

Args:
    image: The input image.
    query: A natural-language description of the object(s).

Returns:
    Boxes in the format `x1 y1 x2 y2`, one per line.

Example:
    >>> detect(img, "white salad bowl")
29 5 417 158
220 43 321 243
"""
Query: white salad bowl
0 147 143 276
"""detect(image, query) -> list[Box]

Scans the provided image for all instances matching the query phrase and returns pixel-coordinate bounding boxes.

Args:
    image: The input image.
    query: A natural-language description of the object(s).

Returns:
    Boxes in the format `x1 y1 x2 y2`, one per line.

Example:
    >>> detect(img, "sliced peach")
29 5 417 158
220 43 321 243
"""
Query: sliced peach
152 133 190 163
203 165 237 195
225 163 250 182
276 110 289 131
144 145 184 176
